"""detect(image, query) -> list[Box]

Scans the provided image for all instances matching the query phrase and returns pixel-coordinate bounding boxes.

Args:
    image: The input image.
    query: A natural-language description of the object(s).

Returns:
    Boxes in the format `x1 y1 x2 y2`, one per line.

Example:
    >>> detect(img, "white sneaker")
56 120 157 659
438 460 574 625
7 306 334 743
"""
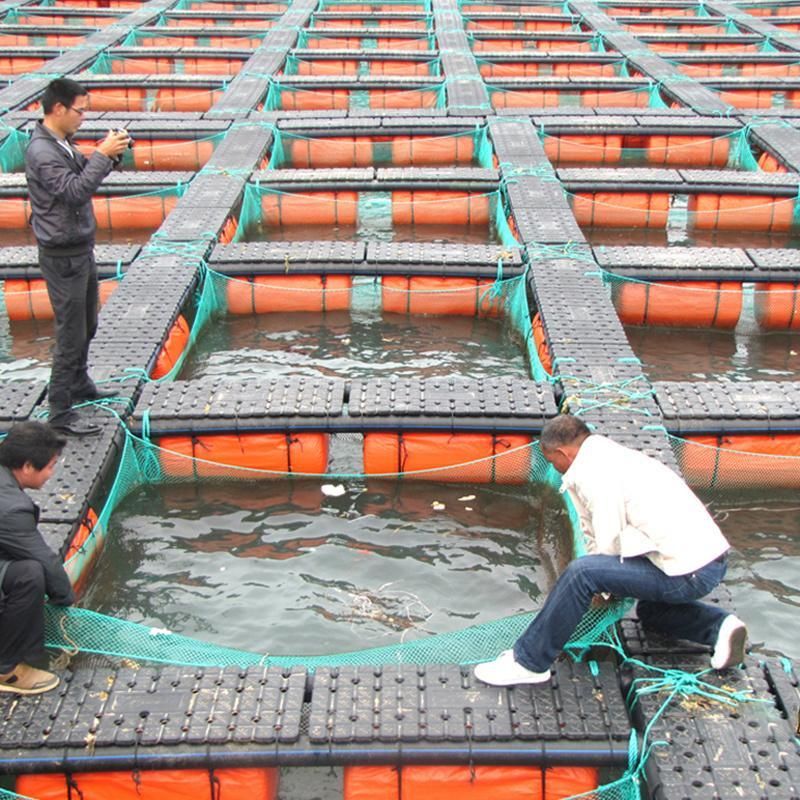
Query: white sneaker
473 649 551 687
710 615 747 670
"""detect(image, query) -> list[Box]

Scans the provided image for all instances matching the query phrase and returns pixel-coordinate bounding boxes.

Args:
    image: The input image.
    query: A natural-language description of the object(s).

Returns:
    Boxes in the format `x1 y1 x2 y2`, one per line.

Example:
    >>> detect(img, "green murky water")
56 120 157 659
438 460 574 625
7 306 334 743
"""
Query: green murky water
0 317 53 382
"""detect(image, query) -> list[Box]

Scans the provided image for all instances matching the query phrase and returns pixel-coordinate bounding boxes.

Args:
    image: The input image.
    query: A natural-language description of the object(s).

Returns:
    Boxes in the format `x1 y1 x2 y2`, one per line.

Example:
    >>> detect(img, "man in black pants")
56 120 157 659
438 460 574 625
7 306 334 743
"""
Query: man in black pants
25 78 130 437
0 422 74 694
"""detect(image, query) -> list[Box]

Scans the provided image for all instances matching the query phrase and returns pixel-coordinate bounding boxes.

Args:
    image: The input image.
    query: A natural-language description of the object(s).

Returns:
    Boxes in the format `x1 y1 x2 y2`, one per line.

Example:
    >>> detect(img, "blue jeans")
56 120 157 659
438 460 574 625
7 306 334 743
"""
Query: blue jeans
513 553 728 672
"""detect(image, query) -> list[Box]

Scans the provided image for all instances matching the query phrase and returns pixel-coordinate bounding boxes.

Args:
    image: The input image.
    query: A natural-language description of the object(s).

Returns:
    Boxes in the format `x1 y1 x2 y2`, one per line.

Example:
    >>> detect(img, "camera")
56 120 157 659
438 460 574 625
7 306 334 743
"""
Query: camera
113 128 134 149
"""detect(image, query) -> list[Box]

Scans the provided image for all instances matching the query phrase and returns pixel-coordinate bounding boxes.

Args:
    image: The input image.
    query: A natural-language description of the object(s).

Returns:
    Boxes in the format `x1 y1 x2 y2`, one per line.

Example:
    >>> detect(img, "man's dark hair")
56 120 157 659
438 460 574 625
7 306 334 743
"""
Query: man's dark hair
41 78 88 115
0 422 66 471
540 415 591 451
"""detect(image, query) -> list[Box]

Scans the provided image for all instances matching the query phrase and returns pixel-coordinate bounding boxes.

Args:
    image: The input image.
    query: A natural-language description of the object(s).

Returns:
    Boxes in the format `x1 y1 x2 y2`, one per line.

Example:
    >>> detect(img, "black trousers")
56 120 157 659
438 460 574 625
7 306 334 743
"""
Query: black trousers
0 560 46 673
39 249 99 425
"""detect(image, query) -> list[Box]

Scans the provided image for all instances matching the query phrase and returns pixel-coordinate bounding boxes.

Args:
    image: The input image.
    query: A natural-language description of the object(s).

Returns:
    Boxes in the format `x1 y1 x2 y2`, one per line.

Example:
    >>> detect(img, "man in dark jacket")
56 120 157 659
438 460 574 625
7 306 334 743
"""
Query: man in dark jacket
25 78 130 437
0 422 74 694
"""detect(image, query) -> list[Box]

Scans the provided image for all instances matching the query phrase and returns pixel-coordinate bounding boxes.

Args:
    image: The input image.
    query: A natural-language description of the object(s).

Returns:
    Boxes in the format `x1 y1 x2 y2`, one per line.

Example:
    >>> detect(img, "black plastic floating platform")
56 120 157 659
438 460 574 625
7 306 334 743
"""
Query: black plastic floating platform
0 245 140 280
208 241 524 277
0 660 630 773
130 376 557 434
654 381 800 434
0 380 46 433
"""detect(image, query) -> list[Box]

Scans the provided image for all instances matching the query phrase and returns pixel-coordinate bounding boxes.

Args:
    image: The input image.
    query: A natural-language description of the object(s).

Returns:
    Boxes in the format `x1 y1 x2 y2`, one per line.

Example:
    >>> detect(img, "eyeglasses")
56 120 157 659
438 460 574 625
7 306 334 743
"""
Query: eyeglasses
68 106 86 116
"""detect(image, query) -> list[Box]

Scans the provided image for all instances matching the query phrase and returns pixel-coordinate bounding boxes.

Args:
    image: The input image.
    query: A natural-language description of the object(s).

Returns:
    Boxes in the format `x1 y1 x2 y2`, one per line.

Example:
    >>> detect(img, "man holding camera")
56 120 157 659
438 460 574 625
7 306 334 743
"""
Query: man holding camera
25 78 131 437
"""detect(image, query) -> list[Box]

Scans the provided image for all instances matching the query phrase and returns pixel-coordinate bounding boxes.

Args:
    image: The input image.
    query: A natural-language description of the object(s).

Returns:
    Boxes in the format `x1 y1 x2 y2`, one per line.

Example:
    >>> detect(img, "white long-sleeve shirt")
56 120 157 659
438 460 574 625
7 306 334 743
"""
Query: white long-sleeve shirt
559 435 729 576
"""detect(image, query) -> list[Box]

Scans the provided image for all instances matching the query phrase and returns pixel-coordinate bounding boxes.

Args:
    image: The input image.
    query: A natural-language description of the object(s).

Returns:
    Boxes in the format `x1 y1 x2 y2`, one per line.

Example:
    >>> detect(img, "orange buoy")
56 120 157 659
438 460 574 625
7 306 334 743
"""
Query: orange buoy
157 432 329 479
678 434 800 489
382 276 501 316
363 432 533 483
645 135 729 167
543 134 623 165
391 191 490 226
532 312 553 372
571 192 670 228
688 193 794 232
613 281 743 328
288 136 374 168
261 191 358 226
344 764 599 799
226 274 352 313
18 768 278 800
390 134 475 166
754 282 800 329
150 314 190 380
757 151 787 172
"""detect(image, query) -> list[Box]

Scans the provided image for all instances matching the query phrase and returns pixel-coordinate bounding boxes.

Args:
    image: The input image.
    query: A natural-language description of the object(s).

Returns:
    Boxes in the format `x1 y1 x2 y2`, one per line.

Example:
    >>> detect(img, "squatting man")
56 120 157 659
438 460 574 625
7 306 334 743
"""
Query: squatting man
475 415 747 686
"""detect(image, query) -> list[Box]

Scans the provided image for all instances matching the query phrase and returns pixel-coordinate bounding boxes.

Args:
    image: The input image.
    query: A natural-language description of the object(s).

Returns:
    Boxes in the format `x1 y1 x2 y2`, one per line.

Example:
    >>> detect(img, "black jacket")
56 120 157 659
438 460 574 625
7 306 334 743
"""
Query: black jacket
24 121 113 251
0 465 74 605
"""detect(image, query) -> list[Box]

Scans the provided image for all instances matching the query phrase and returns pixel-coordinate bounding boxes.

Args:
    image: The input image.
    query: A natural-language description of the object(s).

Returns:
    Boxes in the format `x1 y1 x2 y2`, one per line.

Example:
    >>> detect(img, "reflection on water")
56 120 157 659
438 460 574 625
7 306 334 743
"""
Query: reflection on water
82 480 572 655
0 317 53 382
703 490 799 659
626 326 800 381
583 226 800 249
246 223 500 245
0 229 153 247
182 311 529 381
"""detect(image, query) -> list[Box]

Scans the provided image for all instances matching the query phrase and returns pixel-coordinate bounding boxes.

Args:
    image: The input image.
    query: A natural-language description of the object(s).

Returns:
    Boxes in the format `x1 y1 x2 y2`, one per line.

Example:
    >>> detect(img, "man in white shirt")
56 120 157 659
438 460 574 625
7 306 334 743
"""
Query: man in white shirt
475 415 747 686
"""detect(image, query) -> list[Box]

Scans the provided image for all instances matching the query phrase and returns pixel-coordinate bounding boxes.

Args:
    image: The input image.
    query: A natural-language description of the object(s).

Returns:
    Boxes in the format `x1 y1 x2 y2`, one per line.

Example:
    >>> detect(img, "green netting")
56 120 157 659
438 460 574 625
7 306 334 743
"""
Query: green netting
296 29 437 49
267 124 493 168
234 183 519 247
50 423 628 669
283 53 442 77
487 82 669 109
0 127 29 173
318 0 432 9
263 79 445 110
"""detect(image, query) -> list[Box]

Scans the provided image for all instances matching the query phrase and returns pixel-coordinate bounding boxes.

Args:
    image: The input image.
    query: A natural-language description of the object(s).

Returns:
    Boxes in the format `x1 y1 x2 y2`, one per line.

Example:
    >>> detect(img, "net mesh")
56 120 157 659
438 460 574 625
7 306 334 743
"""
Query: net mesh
0 127 29 173
49 429 630 669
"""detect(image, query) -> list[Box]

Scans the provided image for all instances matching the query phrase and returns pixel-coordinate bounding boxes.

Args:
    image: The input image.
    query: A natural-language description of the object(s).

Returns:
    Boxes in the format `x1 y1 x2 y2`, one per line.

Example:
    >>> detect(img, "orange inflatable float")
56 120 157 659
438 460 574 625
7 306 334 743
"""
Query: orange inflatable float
226 274 352 313
157 432 329 478
363 431 533 483
754 282 800 329
344 764 598 800
613 281 743 328
382 276 502 316
150 314 190 380
18 768 278 800
678 434 800 489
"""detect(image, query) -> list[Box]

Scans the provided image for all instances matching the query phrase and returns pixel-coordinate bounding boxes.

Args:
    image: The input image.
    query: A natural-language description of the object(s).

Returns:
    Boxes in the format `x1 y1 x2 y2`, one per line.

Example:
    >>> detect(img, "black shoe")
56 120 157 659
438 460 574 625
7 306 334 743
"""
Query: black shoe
49 418 102 437
74 386 118 401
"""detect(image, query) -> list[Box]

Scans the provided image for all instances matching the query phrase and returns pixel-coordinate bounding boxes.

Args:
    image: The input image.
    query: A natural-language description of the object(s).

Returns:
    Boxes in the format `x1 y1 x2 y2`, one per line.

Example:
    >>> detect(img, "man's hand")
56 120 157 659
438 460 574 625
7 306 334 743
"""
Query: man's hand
97 129 130 160
590 592 614 609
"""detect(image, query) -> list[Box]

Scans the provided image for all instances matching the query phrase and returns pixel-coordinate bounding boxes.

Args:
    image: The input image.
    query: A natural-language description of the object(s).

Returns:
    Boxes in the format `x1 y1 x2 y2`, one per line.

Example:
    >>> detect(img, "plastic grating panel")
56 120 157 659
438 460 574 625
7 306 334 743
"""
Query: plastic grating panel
0 380 46 430
0 245 140 279
654 381 800 433
210 242 364 271
593 246 763 281
308 660 630 745
630 655 800 800
0 665 306 750
367 242 524 272
513 208 587 245
762 658 800 743
38 522 78 562
348 377 557 423
29 425 122 526
131 377 347 434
